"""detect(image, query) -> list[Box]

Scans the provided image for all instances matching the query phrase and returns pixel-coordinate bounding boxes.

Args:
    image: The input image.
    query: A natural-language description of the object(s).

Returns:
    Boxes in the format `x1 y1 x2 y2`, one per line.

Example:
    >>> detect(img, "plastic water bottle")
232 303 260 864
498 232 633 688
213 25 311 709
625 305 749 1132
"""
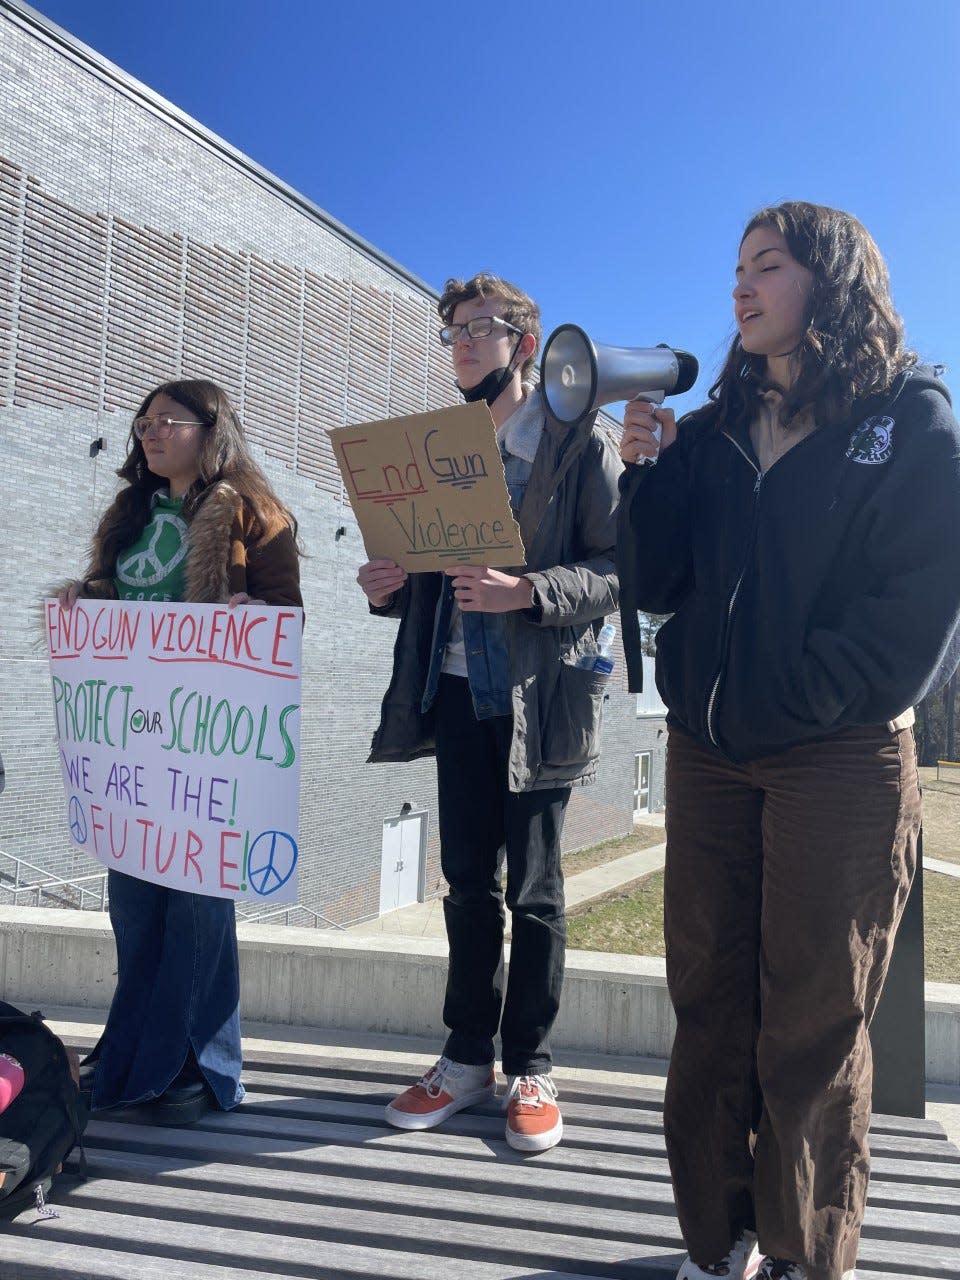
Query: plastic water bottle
575 622 616 675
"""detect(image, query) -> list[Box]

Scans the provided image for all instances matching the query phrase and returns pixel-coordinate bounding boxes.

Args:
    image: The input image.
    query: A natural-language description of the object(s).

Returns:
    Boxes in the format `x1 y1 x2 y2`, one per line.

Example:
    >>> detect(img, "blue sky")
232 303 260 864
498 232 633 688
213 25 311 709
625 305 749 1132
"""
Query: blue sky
24 0 960 419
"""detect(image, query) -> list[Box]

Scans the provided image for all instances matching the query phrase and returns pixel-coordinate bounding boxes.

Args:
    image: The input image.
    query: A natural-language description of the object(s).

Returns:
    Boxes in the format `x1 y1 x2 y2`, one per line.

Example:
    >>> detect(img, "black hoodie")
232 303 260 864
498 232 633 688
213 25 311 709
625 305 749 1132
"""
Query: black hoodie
618 364 960 763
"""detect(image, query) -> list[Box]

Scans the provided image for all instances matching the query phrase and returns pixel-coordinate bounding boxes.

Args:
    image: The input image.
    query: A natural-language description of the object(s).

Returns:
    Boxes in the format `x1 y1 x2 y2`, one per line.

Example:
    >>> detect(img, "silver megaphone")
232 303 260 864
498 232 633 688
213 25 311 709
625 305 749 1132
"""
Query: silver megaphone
541 324 699 425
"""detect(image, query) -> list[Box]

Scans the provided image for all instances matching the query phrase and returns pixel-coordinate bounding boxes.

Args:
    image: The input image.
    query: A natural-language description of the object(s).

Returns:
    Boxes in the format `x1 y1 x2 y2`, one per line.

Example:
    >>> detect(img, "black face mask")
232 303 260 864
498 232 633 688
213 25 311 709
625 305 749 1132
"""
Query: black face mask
456 336 524 407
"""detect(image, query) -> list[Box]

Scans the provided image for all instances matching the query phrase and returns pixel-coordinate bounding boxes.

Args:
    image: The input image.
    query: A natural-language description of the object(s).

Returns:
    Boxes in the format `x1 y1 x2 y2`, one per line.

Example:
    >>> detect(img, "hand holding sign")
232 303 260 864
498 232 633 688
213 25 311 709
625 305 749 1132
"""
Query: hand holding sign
357 558 408 607
331 402 525 573
445 565 534 613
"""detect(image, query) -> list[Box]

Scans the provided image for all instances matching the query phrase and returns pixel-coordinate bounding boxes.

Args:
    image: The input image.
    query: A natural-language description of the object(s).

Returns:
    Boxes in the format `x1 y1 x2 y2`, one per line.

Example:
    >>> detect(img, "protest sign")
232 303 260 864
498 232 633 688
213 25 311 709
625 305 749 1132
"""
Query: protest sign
44 598 302 904
330 402 525 572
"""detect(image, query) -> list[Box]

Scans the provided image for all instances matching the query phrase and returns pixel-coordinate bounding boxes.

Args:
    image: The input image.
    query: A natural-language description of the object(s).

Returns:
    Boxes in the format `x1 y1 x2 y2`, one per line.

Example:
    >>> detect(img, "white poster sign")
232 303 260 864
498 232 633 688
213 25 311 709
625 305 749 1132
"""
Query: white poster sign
44 598 302 903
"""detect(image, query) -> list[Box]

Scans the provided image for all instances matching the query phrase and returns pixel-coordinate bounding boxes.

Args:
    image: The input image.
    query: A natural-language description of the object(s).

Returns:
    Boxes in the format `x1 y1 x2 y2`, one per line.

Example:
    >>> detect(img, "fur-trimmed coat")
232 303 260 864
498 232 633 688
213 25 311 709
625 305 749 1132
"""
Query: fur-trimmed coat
75 481 302 608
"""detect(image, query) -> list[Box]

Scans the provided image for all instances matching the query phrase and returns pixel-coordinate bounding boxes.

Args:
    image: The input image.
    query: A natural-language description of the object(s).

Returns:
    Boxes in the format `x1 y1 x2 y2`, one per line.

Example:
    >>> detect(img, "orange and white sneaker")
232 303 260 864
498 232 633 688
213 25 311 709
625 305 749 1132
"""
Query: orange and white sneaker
384 1057 496 1131
504 1073 562 1152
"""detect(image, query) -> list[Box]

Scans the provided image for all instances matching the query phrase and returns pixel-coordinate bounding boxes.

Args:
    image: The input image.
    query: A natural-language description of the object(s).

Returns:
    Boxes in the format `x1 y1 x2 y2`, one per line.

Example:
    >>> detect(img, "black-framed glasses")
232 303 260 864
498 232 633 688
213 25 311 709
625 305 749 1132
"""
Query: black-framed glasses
438 315 523 347
132 416 205 440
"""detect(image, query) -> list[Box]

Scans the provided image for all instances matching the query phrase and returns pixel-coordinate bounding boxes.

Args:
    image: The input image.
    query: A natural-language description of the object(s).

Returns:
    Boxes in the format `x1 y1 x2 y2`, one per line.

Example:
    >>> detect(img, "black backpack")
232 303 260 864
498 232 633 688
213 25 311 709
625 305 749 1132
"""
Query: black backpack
0 1002 88 1219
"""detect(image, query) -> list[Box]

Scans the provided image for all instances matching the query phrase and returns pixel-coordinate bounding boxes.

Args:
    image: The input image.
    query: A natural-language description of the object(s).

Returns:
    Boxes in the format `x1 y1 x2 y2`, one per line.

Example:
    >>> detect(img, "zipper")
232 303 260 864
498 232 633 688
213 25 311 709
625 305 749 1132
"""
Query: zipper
706 439 762 747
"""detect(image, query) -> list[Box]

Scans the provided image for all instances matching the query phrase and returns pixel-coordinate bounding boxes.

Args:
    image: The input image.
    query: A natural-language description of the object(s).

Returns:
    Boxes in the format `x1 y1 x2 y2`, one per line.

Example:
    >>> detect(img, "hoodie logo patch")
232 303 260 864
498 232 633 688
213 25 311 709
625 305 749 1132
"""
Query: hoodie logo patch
846 415 894 465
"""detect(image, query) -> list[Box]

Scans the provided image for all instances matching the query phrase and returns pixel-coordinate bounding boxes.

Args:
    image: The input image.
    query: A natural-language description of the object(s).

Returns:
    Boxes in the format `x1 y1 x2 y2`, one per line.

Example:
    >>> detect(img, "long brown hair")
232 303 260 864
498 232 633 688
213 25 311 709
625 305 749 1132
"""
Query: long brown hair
703 201 915 430
89 379 299 579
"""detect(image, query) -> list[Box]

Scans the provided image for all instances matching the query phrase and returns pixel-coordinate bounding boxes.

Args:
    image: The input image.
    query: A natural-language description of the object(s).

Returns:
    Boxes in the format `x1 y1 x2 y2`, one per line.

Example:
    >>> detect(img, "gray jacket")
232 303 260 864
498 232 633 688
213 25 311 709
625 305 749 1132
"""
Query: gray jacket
367 396 622 791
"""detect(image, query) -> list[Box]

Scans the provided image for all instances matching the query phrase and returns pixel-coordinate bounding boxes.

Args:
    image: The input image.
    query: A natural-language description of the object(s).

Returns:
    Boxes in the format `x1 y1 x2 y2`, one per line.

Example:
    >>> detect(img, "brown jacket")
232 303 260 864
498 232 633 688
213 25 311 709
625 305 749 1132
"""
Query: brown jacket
78 481 302 608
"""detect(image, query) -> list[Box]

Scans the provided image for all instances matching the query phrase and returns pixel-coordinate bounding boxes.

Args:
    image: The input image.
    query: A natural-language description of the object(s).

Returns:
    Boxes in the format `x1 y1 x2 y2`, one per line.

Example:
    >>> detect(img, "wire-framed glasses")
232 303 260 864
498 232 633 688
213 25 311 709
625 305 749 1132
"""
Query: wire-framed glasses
132 416 205 440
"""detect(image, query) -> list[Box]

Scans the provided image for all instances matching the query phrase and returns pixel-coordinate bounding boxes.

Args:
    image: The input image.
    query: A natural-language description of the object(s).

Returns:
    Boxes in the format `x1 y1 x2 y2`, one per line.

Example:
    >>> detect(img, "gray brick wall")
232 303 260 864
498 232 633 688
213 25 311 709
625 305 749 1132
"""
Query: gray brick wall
0 2 665 924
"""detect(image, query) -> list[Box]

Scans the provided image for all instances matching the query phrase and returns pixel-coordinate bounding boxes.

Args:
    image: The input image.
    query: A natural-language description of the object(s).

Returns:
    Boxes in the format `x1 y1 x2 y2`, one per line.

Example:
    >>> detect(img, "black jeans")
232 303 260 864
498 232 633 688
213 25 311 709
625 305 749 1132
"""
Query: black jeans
435 674 569 1077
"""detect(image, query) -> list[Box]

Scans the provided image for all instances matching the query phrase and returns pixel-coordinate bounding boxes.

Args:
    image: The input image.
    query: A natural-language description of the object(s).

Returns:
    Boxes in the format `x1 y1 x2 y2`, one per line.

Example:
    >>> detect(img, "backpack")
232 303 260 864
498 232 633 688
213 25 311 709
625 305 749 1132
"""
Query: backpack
0 1001 88 1219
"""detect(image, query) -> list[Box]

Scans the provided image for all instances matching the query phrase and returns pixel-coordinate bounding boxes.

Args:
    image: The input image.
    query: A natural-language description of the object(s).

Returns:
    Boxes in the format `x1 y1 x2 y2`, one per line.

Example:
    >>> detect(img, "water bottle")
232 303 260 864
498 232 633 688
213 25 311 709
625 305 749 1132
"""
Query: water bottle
575 622 616 675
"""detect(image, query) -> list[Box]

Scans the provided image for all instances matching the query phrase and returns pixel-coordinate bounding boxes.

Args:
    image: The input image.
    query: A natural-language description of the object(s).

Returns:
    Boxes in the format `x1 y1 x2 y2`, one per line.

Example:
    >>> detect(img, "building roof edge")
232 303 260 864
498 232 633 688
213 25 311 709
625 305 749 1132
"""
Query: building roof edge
1 0 440 300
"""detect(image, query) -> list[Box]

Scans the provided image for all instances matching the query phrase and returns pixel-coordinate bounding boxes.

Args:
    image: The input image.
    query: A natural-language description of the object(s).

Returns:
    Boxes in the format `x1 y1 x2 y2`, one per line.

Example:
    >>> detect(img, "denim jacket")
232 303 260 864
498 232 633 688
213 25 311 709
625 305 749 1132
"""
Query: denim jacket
421 447 531 719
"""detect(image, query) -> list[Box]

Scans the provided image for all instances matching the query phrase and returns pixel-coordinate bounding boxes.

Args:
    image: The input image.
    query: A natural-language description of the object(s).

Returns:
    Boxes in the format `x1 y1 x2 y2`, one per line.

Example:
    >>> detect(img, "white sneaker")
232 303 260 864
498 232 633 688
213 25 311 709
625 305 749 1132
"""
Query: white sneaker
677 1230 762 1280
384 1057 495 1130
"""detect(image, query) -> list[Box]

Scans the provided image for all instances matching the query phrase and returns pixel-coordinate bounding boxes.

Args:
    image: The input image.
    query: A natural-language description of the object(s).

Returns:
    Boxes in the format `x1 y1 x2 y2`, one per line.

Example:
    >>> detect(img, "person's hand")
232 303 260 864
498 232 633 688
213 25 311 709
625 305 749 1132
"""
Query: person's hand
56 581 83 608
227 592 265 608
358 558 407 607
445 565 533 613
620 401 677 465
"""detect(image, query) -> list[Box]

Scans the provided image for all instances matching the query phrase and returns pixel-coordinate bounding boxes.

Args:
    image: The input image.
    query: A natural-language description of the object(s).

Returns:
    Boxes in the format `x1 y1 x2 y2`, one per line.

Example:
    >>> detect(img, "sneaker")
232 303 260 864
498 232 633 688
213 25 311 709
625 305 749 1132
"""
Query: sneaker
756 1264 805 1280
504 1074 563 1152
384 1057 496 1131
677 1230 762 1280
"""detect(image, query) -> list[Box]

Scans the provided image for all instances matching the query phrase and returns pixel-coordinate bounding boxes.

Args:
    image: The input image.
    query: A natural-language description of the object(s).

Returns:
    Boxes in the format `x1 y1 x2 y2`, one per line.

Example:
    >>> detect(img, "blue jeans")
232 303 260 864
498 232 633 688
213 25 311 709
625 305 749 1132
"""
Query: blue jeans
88 870 244 1111
435 674 569 1077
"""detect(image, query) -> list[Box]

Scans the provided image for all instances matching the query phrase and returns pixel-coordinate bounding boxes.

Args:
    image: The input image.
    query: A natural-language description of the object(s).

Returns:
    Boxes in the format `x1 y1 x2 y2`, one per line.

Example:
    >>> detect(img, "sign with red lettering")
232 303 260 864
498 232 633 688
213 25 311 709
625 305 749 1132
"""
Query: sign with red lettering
44 599 303 903
330 402 525 571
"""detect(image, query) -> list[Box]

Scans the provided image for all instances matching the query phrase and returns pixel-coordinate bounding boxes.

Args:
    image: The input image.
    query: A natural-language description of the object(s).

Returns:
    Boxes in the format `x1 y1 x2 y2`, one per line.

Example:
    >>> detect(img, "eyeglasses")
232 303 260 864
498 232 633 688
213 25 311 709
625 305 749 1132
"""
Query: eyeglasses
438 315 523 347
132 416 205 440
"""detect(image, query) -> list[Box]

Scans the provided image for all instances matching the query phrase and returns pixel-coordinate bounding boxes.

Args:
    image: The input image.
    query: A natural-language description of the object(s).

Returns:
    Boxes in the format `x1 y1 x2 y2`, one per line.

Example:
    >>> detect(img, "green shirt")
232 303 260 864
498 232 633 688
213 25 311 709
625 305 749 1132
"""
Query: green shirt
115 494 189 602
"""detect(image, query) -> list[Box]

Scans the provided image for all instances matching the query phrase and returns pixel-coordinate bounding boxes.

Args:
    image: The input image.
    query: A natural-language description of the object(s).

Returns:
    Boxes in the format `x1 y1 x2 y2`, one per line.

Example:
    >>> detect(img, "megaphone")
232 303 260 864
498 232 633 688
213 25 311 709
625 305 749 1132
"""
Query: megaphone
541 324 699 425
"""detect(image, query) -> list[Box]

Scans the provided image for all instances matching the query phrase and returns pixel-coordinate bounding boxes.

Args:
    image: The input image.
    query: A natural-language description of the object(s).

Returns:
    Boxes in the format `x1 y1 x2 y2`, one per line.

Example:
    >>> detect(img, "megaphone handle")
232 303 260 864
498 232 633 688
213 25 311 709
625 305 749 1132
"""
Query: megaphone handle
629 389 666 465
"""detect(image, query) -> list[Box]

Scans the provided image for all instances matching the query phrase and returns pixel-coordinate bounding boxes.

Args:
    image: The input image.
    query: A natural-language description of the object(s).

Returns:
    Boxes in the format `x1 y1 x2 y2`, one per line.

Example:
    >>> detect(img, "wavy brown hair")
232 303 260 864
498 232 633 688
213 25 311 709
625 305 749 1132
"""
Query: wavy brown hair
704 201 915 429
88 379 299 582
438 273 542 382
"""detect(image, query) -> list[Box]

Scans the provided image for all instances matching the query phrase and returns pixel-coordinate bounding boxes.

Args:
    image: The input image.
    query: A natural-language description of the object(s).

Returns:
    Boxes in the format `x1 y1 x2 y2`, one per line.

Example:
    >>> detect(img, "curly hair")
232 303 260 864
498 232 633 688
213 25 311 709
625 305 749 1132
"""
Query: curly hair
705 201 915 429
88 379 299 583
438 273 541 383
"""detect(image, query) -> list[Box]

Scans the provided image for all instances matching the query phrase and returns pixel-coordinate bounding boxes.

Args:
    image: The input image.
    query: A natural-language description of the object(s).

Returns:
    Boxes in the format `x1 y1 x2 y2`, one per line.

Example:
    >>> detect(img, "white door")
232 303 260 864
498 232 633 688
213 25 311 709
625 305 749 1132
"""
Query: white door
379 812 425 914
634 752 651 815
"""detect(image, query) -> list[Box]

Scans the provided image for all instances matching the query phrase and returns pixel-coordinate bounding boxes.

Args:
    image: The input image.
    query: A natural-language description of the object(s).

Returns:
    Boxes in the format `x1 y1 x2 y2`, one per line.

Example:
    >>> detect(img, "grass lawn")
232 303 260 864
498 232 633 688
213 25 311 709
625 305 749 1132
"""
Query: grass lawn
567 871 667 957
918 766 960 865
568 870 959 983
567 776 960 983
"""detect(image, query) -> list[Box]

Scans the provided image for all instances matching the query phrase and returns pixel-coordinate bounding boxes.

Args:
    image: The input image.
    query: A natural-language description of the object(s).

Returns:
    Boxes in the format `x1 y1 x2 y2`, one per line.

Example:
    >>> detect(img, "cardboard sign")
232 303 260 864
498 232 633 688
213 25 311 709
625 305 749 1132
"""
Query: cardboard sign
44 599 303 904
330 402 525 571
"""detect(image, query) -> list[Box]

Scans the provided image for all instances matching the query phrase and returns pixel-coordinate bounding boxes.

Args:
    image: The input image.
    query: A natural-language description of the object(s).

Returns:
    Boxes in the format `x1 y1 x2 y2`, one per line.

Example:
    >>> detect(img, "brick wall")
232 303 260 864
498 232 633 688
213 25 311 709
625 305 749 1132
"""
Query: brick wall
0 3 664 924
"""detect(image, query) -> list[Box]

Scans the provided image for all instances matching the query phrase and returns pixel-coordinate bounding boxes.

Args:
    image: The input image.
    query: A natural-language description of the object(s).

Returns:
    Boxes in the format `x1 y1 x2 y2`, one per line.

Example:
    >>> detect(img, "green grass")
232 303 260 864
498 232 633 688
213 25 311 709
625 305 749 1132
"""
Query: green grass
567 871 667 957
918 767 960 865
564 768 960 980
567 868 960 984
923 872 960 982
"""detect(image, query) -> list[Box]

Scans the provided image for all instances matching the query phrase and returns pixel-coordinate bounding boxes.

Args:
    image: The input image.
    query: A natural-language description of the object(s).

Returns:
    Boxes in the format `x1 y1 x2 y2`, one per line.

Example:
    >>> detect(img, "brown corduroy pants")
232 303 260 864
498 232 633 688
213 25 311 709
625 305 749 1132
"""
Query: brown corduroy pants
663 724 920 1280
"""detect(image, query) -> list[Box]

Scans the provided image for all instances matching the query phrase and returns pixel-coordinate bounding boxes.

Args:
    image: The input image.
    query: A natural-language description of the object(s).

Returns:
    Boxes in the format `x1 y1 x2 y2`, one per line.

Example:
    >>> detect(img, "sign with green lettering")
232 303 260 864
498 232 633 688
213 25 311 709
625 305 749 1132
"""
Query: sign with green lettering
44 599 303 903
330 402 525 571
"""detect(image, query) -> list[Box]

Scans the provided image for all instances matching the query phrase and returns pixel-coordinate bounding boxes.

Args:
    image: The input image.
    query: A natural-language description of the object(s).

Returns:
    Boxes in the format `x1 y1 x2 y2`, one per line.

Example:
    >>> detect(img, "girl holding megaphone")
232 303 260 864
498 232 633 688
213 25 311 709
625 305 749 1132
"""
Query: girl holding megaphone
618 201 960 1280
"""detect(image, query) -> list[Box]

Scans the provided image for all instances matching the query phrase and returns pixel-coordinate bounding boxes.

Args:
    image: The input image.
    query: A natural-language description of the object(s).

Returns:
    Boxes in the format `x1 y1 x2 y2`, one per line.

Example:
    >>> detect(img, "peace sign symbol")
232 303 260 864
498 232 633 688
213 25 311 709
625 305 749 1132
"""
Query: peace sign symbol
115 510 188 588
246 830 298 897
68 796 88 844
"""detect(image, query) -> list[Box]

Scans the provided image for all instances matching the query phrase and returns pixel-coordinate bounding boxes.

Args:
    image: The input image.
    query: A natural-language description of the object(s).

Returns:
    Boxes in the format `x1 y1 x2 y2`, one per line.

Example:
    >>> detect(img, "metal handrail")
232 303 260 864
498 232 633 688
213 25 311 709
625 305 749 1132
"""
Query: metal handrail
0 849 108 910
0 849 348 927
0 877 108 911
235 902 345 930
